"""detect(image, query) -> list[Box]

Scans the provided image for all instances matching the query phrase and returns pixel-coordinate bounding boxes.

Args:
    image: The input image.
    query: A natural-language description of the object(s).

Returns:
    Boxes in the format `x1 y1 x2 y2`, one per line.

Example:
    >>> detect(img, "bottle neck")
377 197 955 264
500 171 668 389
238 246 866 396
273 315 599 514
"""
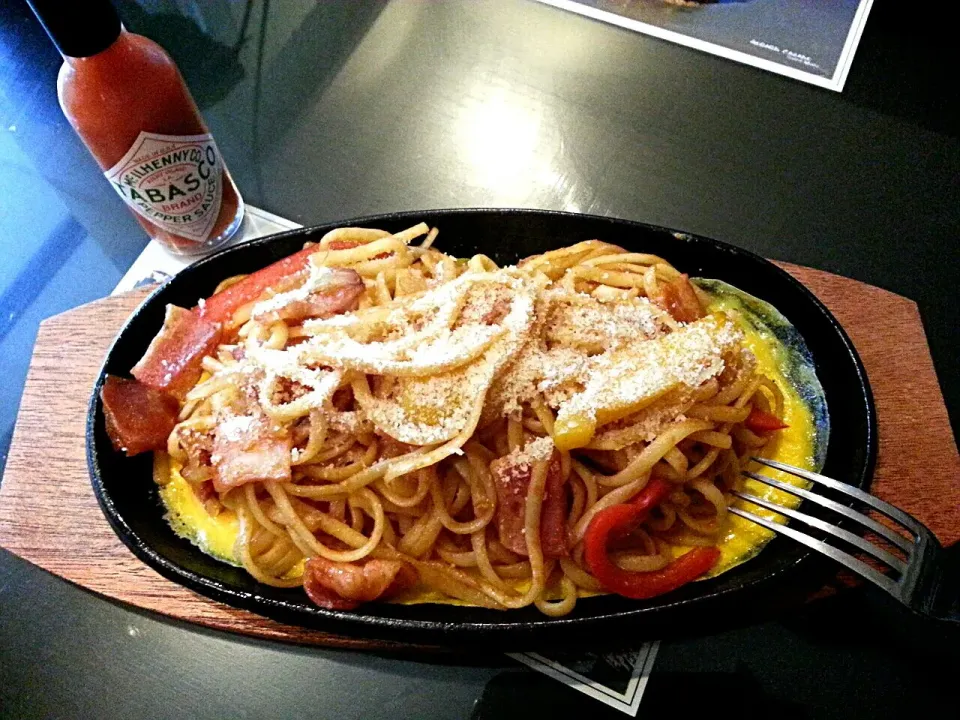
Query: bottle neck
62 26 129 68
28 0 123 59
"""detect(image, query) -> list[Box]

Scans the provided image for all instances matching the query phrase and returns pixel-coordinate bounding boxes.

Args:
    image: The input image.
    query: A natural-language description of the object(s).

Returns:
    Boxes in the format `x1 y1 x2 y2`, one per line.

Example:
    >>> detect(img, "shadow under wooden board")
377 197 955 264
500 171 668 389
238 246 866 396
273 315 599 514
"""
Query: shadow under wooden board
1 263 958 650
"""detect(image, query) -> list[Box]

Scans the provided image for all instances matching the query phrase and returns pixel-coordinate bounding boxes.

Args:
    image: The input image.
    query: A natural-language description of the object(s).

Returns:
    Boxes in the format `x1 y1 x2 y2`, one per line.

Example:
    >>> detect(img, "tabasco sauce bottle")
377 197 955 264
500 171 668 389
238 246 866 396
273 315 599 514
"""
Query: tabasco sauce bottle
27 0 244 255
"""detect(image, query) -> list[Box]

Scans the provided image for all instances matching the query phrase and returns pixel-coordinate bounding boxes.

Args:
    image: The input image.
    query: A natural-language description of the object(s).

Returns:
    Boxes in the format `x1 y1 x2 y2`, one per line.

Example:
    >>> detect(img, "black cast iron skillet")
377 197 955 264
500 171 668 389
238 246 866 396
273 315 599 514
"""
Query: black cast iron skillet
87 209 876 648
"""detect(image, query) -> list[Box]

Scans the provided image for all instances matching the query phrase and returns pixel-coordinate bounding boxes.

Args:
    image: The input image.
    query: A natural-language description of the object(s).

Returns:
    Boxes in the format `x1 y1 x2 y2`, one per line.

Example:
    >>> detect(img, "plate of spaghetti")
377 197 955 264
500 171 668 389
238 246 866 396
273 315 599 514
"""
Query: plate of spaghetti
88 209 875 644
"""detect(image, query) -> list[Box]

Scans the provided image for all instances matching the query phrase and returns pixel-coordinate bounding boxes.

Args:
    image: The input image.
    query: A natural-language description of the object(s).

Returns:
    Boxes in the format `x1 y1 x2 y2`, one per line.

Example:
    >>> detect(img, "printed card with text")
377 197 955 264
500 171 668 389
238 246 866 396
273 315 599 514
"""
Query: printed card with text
533 0 874 91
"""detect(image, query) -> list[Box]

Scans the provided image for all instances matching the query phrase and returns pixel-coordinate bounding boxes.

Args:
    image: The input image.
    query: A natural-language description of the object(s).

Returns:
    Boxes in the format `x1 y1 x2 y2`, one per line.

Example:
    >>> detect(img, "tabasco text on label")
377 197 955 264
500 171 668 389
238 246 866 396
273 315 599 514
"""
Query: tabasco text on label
105 131 225 243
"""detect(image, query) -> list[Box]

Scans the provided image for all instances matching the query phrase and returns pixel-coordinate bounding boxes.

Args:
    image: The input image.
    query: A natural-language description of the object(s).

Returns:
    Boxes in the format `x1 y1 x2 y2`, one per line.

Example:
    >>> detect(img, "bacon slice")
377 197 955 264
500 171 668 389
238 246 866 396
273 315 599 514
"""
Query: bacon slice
101 375 180 456
197 244 322 325
253 269 364 324
326 239 390 259
326 239 362 251
491 450 569 558
192 480 217 504
274 284 363 323
650 274 704 323
211 415 292 493
131 304 221 400
173 425 215 483
379 435 415 459
302 557 418 610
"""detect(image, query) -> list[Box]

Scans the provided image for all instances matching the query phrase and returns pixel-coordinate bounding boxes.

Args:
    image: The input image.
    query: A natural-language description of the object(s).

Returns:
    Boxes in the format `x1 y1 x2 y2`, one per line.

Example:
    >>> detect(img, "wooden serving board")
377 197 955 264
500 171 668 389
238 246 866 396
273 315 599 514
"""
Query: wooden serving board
1 264 958 649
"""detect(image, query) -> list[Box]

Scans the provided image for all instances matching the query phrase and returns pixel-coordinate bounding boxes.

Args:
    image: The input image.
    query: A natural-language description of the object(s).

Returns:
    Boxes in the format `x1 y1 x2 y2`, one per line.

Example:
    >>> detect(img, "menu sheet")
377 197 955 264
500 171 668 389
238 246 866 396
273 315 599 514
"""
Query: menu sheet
533 0 874 91
115 206 659 716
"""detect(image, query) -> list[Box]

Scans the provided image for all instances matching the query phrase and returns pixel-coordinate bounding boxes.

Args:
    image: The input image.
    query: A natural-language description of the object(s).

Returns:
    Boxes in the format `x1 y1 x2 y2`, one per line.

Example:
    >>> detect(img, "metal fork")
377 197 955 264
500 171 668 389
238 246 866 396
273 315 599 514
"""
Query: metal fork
730 457 958 622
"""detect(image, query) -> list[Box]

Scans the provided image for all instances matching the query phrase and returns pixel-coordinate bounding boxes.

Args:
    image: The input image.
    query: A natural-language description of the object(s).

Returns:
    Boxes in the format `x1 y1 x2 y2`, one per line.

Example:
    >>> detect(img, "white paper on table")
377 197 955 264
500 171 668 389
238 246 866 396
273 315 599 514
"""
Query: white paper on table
509 643 660 716
112 205 661 715
112 205 302 295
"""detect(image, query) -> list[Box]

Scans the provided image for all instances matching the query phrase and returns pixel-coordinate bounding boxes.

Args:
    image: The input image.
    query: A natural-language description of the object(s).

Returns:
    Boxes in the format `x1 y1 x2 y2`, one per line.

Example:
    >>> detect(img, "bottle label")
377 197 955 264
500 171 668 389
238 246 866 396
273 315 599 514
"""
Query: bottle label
104 131 225 243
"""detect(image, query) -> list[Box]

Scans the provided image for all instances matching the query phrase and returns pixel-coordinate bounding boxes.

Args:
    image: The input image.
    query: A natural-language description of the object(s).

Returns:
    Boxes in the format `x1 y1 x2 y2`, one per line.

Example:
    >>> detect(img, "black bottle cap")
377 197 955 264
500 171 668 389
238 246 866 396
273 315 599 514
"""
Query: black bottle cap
27 0 122 58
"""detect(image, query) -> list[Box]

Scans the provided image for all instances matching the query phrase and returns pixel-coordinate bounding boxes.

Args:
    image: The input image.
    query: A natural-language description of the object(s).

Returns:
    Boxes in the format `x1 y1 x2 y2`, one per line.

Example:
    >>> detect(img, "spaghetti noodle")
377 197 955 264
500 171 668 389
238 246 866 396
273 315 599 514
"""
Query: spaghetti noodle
108 223 802 616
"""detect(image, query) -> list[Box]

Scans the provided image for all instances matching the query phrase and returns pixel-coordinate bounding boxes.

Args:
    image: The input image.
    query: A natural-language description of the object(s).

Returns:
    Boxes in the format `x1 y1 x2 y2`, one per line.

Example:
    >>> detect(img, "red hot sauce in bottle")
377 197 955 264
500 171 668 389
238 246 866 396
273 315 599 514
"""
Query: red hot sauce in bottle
28 0 244 255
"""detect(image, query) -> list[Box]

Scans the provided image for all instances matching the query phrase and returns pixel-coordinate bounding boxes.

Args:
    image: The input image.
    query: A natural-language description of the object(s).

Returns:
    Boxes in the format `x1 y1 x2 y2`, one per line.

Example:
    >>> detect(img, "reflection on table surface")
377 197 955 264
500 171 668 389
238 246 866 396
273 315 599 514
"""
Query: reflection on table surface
1 1 958 718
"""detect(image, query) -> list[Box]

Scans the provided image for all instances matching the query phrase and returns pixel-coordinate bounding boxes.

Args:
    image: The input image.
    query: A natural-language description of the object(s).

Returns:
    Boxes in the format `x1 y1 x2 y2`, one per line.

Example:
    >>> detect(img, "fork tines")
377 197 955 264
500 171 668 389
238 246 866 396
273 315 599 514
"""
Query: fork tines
730 457 935 602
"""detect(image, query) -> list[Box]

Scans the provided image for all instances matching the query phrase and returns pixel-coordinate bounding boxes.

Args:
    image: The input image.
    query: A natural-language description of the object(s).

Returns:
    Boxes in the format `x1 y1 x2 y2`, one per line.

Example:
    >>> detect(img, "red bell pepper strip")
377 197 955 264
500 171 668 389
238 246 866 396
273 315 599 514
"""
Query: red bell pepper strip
584 477 721 599
197 243 324 325
626 476 673 514
744 408 788 434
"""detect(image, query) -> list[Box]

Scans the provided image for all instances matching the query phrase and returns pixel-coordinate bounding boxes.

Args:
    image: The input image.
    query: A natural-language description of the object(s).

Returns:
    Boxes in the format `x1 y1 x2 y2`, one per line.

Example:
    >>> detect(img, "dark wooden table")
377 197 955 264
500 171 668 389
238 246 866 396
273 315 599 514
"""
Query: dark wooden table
1 1 958 718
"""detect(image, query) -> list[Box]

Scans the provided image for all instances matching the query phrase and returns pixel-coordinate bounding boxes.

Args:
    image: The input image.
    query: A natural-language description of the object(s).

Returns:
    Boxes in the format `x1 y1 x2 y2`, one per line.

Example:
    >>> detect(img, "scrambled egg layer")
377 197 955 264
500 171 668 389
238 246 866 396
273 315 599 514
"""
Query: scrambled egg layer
160 466 239 565
694 287 817 577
